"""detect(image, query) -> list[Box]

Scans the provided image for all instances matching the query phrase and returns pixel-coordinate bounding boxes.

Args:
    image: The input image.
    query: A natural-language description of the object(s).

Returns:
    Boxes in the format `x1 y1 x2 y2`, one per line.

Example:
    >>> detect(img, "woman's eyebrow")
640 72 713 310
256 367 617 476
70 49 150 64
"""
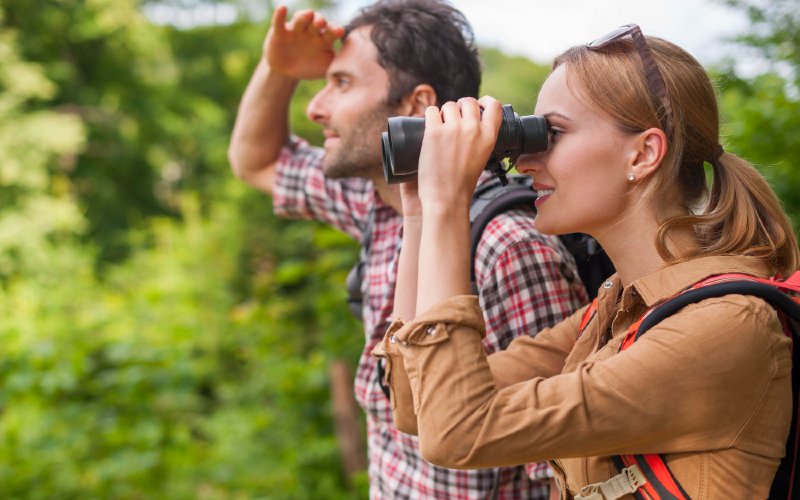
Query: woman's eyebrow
543 111 572 122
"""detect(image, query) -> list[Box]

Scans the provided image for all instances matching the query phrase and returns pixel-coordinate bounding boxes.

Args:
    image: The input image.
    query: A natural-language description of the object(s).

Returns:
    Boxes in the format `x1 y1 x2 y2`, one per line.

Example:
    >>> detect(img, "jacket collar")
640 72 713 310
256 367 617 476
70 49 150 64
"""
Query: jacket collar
627 255 773 307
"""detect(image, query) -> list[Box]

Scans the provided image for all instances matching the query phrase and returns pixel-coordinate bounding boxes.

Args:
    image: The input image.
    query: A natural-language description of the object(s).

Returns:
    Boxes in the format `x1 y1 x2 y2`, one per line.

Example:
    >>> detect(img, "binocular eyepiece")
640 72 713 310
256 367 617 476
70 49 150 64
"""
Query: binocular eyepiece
381 104 548 184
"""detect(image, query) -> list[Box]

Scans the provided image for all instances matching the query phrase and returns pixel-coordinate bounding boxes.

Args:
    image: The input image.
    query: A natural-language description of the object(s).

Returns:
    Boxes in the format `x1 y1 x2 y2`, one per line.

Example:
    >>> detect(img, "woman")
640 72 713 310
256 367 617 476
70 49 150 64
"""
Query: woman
374 25 800 498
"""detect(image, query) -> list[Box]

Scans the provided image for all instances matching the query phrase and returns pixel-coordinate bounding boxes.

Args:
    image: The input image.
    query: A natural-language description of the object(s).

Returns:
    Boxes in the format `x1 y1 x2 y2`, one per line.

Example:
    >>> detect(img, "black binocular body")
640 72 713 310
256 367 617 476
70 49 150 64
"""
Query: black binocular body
381 104 548 184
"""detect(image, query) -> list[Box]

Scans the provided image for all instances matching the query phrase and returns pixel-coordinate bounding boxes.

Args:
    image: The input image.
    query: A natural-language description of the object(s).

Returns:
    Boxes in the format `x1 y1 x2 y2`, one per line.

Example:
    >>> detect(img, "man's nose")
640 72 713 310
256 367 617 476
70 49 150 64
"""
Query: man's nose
306 85 330 124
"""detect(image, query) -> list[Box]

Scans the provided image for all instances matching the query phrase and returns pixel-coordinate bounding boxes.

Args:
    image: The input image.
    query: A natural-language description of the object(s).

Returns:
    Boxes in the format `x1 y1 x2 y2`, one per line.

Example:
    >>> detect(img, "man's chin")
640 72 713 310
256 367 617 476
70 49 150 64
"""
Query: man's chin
322 157 378 180
322 159 355 179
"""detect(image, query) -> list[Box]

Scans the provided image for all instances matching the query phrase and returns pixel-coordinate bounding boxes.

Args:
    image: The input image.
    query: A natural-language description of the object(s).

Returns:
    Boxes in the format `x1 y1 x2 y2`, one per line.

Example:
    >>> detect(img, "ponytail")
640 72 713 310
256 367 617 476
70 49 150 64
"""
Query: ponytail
656 151 800 276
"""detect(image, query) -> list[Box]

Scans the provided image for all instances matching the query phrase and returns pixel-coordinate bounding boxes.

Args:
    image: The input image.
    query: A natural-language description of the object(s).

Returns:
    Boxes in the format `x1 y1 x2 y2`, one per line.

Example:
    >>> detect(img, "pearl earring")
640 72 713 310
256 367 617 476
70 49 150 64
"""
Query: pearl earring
627 174 636 182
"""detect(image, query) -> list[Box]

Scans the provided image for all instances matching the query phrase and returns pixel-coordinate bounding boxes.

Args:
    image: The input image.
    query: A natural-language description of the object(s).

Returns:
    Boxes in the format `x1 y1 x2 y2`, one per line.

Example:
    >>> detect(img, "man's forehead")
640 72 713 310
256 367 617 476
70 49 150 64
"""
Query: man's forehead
342 25 374 47
330 25 380 71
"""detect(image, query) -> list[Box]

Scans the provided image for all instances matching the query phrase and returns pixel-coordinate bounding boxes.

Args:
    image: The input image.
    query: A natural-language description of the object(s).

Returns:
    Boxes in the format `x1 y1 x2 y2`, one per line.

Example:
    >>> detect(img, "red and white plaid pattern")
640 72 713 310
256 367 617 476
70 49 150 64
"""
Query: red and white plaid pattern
273 136 588 499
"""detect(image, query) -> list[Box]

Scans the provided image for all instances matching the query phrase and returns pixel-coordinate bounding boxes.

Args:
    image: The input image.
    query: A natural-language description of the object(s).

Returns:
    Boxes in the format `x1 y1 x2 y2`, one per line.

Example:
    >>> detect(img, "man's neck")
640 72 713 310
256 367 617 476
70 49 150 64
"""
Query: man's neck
373 176 403 214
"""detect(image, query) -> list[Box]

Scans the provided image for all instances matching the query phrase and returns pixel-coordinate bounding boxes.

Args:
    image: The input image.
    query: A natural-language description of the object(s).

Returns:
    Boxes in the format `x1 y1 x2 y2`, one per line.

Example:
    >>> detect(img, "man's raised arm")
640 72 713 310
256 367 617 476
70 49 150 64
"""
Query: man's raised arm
228 5 344 195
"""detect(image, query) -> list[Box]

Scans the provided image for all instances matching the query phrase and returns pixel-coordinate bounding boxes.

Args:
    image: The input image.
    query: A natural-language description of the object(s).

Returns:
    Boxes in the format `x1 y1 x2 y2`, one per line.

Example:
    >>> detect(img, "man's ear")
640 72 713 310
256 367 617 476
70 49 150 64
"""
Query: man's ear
397 84 437 117
628 127 668 181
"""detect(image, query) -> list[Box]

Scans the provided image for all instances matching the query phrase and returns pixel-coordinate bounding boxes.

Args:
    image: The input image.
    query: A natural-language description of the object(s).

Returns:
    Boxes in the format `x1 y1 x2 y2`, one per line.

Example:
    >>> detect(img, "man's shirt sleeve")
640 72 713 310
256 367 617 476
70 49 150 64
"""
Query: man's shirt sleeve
272 135 373 240
474 208 588 355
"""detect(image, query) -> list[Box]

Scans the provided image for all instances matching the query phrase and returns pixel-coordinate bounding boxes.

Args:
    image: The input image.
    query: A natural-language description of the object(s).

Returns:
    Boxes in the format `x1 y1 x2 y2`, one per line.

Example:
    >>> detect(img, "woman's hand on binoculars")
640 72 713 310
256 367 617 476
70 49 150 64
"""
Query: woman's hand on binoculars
264 5 344 80
417 96 503 215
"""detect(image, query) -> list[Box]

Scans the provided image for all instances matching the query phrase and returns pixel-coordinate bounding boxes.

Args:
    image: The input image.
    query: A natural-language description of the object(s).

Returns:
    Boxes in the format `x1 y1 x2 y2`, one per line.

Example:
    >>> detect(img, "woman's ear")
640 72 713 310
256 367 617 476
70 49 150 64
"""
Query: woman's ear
627 127 668 181
398 84 437 117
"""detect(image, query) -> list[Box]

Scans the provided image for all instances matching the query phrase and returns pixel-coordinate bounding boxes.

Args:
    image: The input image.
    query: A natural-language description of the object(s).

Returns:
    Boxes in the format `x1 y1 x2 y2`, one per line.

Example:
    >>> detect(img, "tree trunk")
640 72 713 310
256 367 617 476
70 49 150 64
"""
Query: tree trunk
329 359 367 480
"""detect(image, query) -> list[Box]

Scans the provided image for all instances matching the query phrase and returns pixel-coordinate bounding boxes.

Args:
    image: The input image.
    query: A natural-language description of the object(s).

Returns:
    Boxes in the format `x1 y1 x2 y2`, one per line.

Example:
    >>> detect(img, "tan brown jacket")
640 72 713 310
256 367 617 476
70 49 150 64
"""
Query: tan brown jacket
374 255 792 499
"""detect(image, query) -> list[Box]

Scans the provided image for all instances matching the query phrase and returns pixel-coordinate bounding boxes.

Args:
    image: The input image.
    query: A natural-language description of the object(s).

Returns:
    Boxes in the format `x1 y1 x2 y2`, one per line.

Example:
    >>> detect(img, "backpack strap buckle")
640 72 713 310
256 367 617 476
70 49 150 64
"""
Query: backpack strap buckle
575 464 647 500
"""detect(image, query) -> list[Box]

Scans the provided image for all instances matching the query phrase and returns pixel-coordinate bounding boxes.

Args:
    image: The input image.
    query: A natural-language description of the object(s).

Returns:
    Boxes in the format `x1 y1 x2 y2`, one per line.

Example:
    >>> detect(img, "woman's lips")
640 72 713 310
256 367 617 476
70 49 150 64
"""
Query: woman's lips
535 187 554 206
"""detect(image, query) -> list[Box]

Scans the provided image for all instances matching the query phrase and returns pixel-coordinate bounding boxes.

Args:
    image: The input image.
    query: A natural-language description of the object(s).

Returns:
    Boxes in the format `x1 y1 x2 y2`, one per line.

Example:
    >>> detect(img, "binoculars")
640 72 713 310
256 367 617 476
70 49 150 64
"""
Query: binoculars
381 104 548 184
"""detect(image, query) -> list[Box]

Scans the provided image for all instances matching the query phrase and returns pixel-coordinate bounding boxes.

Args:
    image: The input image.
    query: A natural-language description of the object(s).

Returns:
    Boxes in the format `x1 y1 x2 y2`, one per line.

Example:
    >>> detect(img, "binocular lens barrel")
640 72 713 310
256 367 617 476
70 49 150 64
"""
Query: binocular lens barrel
382 104 548 184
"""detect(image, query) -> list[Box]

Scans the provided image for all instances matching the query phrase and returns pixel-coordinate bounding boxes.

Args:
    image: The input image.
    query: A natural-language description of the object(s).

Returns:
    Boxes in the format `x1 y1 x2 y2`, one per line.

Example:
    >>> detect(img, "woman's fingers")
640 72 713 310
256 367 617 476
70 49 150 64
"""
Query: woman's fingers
457 97 481 123
440 101 462 124
425 98 502 149
424 105 443 128
419 97 503 175
477 96 503 134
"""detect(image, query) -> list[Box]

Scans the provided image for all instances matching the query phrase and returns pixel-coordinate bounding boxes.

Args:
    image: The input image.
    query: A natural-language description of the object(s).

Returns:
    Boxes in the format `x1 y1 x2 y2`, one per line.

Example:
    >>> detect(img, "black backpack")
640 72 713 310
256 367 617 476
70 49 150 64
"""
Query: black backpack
345 174 614 321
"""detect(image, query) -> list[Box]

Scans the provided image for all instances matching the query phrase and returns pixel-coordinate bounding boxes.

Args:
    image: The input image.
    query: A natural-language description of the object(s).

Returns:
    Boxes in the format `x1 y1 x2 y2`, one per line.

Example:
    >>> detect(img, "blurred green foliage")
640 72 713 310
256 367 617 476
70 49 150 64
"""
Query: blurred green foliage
0 1 366 497
0 189 366 498
718 0 800 225
480 47 552 115
719 71 800 225
0 0 798 498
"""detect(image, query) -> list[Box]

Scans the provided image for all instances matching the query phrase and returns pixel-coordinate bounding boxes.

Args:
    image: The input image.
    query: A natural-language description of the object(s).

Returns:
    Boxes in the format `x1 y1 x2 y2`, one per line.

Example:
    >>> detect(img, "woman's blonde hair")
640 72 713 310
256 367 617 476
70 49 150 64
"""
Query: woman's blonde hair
553 35 799 276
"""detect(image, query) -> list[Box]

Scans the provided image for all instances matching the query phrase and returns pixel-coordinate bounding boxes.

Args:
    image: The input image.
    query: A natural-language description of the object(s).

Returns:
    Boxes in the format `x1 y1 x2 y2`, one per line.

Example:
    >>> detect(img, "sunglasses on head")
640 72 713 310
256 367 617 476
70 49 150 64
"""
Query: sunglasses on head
587 24 674 138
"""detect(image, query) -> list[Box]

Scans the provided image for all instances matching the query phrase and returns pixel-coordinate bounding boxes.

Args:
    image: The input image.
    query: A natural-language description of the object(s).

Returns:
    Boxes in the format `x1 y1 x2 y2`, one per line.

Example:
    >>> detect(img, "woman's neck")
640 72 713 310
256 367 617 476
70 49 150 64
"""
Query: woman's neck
593 208 699 288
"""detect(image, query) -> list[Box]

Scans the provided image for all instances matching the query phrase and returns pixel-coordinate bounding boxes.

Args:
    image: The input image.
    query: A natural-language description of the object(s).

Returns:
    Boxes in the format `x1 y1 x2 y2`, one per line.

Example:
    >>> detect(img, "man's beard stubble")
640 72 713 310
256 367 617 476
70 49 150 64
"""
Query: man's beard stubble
322 105 392 180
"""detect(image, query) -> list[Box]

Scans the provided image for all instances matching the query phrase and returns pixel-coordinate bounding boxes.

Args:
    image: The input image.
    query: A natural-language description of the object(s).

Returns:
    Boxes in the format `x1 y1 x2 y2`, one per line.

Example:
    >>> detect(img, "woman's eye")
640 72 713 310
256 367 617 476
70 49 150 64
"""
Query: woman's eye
548 128 564 144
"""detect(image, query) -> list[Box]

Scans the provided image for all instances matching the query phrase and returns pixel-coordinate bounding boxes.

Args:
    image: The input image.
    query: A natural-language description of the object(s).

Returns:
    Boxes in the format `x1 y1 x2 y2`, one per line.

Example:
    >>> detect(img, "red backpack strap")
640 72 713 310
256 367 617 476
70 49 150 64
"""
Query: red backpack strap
611 272 800 500
619 318 644 351
693 271 800 294
577 299 598 338
612 455 690 500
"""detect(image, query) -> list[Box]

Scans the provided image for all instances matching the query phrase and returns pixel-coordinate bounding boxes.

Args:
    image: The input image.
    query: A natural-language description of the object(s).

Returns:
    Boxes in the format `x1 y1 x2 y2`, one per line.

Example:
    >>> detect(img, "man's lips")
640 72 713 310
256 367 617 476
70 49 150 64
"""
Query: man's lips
323 132 340 147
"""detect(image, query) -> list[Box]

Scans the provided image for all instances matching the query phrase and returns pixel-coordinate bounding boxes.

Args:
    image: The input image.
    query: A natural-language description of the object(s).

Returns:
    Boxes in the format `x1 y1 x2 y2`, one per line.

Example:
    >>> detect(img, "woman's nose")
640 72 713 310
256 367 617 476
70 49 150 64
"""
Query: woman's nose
515 152 545 175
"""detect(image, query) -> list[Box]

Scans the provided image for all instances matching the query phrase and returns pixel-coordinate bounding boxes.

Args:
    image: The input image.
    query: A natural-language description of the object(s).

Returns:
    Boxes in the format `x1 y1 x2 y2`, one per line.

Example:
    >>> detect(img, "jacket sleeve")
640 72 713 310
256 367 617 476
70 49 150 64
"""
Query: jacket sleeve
372 296 583 434
371 318 421 435
386 294 790 470
488 304 586 388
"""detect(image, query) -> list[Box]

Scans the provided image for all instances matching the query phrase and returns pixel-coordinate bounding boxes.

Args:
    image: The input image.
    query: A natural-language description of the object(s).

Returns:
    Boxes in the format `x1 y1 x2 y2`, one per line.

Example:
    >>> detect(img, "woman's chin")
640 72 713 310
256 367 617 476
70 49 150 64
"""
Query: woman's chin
533 217 560 235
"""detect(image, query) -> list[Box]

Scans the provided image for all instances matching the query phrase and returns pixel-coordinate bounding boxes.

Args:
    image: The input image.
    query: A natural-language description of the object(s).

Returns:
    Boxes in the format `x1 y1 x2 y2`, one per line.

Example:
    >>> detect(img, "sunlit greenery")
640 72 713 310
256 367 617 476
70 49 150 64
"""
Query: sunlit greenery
0 0 797 498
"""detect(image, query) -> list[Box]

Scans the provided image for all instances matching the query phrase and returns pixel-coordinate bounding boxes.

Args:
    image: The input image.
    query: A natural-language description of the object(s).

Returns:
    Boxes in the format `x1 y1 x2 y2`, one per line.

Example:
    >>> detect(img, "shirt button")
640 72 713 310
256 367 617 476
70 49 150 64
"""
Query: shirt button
603 281 613 289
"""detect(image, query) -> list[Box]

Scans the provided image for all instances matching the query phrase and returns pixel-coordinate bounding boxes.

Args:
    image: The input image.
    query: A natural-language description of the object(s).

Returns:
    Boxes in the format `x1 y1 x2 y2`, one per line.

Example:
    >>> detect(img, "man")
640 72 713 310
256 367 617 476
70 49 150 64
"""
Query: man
228 1 587 497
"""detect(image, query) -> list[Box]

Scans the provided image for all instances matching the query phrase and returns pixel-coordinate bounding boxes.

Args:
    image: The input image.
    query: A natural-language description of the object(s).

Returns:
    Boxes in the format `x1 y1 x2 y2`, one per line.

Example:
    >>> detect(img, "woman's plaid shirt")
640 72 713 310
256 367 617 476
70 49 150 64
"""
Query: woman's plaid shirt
272 137 588 499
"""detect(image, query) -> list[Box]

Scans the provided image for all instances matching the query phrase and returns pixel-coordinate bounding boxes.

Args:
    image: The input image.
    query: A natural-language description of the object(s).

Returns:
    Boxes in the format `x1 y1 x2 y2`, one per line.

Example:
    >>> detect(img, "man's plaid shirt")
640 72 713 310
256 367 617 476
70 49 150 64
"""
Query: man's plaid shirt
272 137 588 499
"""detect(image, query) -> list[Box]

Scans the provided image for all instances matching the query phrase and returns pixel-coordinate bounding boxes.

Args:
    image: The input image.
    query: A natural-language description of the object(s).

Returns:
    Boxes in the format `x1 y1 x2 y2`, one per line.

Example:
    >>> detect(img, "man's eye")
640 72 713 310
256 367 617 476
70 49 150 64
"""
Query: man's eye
335 77 351 88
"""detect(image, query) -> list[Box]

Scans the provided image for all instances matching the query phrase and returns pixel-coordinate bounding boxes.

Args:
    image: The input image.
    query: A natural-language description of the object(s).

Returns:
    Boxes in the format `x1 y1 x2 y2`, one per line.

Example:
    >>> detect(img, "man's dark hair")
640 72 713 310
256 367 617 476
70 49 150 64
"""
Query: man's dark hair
345 0 481 107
